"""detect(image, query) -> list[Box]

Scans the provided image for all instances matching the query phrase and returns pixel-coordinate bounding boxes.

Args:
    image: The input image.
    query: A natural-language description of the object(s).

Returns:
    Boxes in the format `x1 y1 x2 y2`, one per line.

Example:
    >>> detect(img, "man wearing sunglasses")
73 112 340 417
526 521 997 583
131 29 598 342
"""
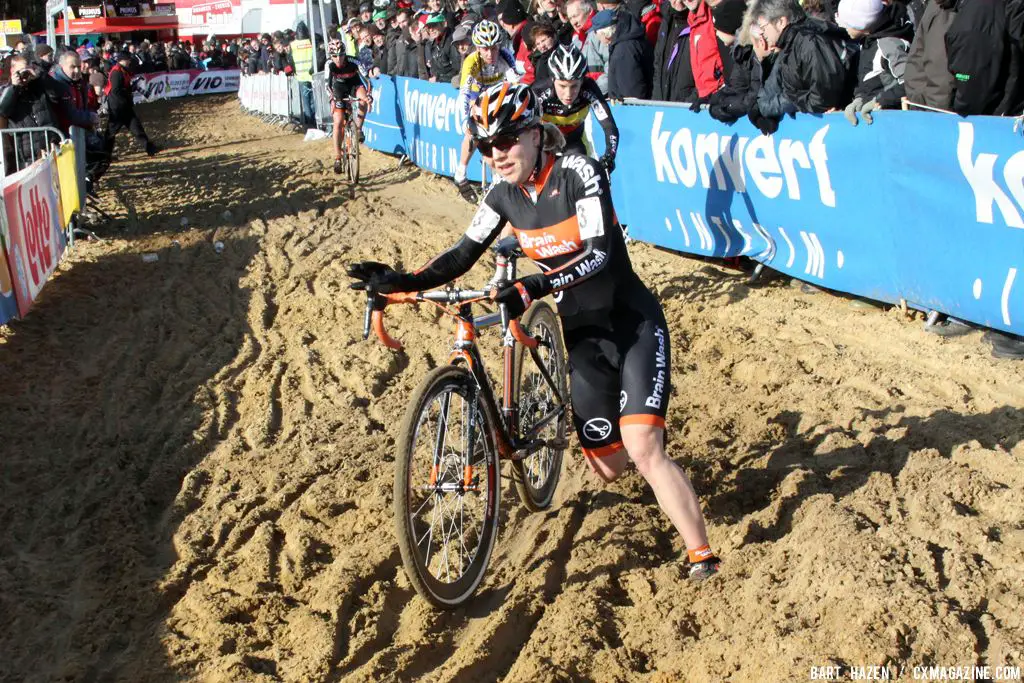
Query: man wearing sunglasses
348 82 721 582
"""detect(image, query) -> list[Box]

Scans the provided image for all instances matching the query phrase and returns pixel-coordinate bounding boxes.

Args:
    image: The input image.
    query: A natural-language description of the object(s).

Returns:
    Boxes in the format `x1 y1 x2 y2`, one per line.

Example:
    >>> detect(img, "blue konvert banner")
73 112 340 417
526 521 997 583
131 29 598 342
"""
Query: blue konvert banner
363 75 1024 336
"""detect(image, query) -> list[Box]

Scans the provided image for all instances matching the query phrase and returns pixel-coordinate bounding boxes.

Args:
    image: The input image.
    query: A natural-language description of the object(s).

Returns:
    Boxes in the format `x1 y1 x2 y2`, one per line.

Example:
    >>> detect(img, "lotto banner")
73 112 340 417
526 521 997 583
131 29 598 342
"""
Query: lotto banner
2 157 67 317
136 69 241 104
360 76 1024 335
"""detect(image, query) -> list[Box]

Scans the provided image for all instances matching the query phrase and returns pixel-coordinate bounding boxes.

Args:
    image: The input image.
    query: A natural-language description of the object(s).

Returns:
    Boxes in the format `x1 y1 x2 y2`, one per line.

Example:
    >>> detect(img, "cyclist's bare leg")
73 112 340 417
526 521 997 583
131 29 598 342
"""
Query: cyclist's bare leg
332 106 345 159
585 450 628 482
620 423 711 553
456 132 475 184
355 87 369 131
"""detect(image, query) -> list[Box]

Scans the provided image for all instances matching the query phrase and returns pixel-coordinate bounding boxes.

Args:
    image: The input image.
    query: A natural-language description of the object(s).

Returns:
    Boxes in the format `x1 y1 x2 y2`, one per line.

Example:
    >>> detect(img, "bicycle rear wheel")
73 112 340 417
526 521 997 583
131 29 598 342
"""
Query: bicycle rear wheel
512 302 567 511
346 116 360 184
394 365 500 608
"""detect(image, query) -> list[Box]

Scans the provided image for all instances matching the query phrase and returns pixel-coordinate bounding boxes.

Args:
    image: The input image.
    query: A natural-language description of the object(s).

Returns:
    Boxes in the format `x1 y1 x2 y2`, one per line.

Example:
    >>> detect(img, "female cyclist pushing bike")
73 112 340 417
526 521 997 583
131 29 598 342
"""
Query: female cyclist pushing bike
348 82 720 580
326 38 372 175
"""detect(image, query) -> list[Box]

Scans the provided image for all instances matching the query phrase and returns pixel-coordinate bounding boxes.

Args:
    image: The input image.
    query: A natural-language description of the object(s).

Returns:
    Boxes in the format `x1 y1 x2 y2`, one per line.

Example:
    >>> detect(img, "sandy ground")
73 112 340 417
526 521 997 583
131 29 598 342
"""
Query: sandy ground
1 95 1022 682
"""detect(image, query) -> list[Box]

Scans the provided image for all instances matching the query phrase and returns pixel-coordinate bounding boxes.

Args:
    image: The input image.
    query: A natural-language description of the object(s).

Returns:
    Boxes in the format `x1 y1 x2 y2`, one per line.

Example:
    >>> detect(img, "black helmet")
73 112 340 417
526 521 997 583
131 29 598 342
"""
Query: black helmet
468 82 540 142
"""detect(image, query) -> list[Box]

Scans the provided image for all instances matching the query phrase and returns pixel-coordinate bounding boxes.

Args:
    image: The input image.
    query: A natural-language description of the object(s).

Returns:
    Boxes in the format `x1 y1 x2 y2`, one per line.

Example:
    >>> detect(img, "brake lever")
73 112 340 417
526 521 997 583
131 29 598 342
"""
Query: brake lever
362 289 386 339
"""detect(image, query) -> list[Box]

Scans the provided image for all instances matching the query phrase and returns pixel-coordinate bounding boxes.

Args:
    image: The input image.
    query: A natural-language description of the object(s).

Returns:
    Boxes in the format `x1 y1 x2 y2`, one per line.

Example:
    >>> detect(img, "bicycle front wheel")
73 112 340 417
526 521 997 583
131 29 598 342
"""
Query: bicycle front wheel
512 302 567 511
346 117 360 184
394 365 501 608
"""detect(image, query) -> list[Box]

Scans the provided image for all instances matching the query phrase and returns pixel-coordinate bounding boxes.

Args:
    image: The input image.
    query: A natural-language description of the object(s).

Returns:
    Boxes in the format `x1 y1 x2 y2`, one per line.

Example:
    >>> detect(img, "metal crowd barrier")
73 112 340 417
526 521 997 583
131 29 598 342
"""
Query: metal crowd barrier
0 125 66 177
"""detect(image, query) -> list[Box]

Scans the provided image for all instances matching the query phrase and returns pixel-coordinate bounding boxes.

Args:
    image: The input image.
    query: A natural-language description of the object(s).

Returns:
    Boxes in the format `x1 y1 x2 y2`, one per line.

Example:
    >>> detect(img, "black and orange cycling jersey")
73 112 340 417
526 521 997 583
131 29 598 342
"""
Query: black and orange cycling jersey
535 77 619 160
399 154 670 459
327 56 369 102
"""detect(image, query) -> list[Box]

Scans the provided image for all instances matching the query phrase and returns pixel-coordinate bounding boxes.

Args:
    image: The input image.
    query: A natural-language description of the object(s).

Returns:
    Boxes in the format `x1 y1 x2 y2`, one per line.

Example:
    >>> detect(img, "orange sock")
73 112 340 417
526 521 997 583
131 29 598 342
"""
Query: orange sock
687 545 714 563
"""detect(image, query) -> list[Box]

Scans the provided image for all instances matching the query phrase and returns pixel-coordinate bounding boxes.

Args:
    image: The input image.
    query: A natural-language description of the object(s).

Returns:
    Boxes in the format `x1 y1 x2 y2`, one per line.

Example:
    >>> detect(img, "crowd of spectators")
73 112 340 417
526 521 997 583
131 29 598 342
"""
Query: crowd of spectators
250 0 1024 129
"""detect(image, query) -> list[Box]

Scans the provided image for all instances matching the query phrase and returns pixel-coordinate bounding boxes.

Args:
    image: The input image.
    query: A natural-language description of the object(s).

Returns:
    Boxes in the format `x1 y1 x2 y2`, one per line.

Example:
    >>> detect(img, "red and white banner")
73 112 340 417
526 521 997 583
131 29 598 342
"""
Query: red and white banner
135 69 241 104
2 157 66 317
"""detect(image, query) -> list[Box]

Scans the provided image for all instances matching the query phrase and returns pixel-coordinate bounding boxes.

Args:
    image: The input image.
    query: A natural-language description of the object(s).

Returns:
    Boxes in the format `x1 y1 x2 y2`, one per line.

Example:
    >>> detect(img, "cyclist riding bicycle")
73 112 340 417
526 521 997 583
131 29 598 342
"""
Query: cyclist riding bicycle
537 44 619 172
326 38 372 175
348 83 720 581
454 20 520 199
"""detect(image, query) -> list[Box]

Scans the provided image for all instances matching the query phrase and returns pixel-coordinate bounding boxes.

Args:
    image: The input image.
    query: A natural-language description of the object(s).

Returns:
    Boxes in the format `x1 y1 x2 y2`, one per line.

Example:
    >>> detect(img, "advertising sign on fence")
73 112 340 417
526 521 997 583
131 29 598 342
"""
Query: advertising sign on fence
136 69 241 104
55 141 80 227
0 235 18 326
2 157 67 317
236 73 1024 335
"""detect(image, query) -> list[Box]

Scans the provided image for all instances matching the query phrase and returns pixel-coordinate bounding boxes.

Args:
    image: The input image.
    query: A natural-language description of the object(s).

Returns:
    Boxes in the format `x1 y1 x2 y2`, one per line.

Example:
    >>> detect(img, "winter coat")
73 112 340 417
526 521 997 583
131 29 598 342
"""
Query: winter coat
608 10 654 98
393 31 427 79
426 30 462 83
755 16 848 116
688 1 726 97
708 44 771 121
945 0 1024 115
852 2 915 106
652 3 697 102
50 67 95 132
0 77 62 167
583 29 610 92
534 10 575 44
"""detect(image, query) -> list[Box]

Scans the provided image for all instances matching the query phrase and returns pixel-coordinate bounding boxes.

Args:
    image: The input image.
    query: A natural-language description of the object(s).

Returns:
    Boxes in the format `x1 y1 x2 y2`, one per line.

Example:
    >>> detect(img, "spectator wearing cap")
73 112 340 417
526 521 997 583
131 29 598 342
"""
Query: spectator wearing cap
599 7 654 98
424 13 462 83
498 0 535 74
712 0 747 44
566 0 597 49
903 0 956 110
749 0 847 132
360 2 374 24
451 21 475 83
944 0 1024 115
838 0 914 125
106 52 160 156
582 0 616 92
368 26 390 71
386 9 410 73
708 0 775 122
34 44 55 72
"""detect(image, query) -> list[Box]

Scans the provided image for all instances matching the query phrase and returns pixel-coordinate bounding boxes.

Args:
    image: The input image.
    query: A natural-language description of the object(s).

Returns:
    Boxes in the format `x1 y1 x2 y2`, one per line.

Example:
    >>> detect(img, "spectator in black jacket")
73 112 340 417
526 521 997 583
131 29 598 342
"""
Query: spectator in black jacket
652 0 697 102
106 52 159 156
393 20 428 78
0 56 62 171
598 8 653 98
424 14 462 83
838 0 914 124
709 4 776 122
750 0 847 131
386 10 412 73
904 0 957 109
536 0 576 43
945 0 1024 116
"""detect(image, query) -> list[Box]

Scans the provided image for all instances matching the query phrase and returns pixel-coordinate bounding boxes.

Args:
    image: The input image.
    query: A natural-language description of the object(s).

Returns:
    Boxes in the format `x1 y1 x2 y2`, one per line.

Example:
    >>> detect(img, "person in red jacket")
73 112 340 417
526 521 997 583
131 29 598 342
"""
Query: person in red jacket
566 0 596 48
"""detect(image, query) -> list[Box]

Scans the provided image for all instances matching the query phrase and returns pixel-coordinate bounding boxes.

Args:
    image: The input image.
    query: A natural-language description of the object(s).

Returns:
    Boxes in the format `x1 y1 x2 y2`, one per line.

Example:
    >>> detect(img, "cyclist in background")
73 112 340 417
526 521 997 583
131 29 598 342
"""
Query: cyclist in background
348 83 720 581
536 44 618 171
326 38 372 175
454 19 519 200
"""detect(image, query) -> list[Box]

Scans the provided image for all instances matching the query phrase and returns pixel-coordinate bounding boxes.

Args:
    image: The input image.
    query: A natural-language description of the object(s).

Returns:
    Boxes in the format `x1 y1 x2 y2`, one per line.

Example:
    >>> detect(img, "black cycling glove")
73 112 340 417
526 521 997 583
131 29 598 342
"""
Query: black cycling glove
598 153 615 174
347 261 414 293
491 273 550 319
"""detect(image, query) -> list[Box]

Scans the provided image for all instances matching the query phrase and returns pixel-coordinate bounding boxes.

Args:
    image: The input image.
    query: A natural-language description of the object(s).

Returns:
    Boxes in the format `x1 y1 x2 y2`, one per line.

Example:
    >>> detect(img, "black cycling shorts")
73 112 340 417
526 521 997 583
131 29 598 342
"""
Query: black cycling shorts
563 293 671 460
331 77 364 105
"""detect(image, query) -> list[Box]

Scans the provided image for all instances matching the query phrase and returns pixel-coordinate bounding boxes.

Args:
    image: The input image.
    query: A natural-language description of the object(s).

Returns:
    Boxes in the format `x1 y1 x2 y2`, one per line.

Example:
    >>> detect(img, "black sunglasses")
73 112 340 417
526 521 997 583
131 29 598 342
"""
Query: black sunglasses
478 132 524 157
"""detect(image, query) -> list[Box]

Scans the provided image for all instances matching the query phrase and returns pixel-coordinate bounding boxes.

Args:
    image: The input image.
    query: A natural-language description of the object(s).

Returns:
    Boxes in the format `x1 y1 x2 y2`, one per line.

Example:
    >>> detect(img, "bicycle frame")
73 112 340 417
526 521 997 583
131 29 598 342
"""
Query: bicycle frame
363 250 568 463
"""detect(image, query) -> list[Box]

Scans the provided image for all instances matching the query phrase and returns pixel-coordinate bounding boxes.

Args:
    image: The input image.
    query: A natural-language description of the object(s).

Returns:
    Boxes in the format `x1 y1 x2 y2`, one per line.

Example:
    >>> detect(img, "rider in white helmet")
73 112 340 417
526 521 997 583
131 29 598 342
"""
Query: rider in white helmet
537 43 619 171
453 19 520 200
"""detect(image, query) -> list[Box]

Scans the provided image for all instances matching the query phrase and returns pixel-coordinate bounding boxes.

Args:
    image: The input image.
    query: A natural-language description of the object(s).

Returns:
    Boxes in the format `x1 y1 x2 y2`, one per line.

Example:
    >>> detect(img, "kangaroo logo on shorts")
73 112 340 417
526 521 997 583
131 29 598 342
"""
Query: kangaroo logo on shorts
583 417 613 442
619 391 627 411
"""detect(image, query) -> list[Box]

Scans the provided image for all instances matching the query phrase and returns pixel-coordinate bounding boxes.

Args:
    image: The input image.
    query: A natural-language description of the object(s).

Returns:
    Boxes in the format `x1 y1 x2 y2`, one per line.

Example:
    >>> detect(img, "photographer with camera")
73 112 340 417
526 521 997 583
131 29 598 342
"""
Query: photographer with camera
0 55 63 174
104 51 160 156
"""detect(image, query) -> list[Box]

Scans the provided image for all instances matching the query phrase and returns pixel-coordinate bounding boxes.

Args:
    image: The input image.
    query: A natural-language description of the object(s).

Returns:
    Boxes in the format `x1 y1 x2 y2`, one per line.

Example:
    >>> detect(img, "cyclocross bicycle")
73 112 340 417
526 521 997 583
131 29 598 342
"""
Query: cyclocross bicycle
335 95 362 185
359 237 569 608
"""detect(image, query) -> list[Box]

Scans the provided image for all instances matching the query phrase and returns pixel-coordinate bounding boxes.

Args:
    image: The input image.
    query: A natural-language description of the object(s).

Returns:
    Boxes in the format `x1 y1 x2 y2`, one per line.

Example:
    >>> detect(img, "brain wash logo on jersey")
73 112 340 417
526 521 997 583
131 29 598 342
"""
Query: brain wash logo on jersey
649 111 837 207
583 418 613 442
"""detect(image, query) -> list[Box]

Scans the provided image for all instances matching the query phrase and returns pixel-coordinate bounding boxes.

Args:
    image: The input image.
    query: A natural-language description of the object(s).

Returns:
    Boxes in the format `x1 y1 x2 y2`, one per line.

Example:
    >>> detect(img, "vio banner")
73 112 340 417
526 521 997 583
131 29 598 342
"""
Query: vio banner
2 157 66 317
